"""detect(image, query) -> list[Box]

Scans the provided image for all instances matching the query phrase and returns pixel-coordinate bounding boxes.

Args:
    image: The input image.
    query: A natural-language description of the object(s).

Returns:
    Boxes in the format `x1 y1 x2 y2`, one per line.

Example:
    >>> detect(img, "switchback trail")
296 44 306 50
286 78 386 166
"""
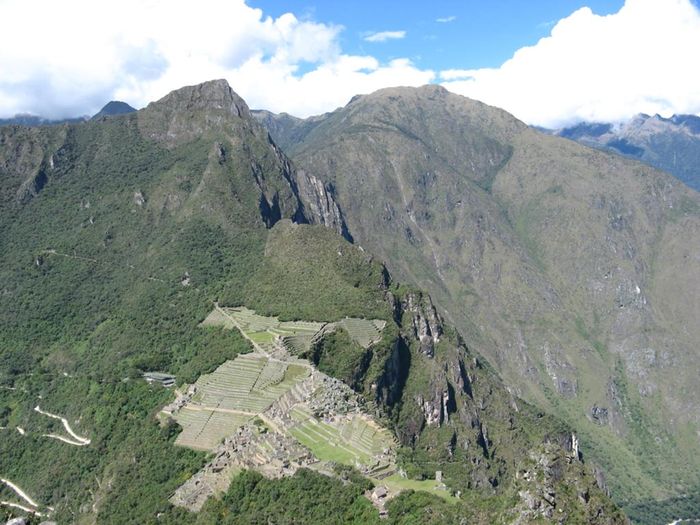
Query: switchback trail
34 405 91 446
0 478 43 515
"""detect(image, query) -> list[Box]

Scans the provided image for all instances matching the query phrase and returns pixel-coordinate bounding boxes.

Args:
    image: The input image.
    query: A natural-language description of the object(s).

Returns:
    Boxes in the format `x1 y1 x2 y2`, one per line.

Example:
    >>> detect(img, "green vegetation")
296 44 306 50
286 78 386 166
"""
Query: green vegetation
232 221 393 322
196 469 379 524
0 95 302 521
273 83 700 516
625 488 700 525
304 328 370 389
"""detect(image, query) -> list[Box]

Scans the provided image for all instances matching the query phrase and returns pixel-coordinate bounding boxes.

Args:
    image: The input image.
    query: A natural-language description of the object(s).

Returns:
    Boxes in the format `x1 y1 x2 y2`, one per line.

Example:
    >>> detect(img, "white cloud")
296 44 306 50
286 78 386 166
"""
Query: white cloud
363 31 407 43
0 1 429 118
3 0 697 126
441 0 700 127
436 16 456 23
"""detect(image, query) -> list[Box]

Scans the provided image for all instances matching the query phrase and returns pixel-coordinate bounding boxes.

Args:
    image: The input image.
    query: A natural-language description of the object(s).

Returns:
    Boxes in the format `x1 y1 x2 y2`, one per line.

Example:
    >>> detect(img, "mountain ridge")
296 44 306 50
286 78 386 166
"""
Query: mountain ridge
259 84 700 516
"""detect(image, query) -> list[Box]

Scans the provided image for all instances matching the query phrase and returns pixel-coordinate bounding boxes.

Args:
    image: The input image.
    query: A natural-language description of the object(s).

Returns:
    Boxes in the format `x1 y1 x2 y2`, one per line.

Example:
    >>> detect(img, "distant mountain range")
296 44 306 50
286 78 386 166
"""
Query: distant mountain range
544 113 700 191
91 100 137 120
0 100 136 126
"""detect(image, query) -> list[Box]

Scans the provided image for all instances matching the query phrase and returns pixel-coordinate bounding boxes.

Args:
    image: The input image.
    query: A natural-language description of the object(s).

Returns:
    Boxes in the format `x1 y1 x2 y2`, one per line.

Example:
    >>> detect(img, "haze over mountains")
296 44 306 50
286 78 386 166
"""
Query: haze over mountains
0 101 136 127
0 79 698 524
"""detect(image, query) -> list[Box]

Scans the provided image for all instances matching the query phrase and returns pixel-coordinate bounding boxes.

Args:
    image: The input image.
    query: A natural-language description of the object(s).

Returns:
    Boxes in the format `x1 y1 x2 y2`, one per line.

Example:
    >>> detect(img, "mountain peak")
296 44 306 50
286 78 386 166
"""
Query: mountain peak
148 79 248 117
91 100 136 120
138 79 256 146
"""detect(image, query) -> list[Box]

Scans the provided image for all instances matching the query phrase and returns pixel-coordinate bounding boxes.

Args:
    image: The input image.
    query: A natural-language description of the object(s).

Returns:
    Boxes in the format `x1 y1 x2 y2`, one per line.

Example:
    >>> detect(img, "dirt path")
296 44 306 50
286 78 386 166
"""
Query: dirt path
215 304 267 355
187 405 257 417
0 500 44 516
42 433 89 446
34 405 90 445
42 249 167 284
1 478 41 510
42 249 97 263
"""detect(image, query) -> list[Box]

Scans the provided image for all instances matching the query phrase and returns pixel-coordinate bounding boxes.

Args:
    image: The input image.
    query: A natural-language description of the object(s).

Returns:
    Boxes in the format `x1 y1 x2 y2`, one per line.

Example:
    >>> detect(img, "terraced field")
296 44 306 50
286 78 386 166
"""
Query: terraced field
174 408 251 450
337 318 387 348
174 307 394 475
221 307 326 353
199 308 235 329
288 407 396 471
202 306 386 355
382 474 457 503
171 353 309 451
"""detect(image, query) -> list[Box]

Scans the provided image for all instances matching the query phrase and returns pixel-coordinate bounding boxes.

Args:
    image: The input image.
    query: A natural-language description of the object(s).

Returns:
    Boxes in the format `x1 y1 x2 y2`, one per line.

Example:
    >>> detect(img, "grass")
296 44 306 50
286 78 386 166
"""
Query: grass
248 331 275 344
381 474 458 503
289 413 395 469
290 422 371 465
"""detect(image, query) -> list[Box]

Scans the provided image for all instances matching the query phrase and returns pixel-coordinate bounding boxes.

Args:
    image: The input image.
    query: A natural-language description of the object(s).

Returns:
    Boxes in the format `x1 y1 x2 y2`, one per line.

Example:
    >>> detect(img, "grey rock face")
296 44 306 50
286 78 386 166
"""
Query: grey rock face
294 169 351 240
591 405 609 425
138 79 250 146
401 291 442 358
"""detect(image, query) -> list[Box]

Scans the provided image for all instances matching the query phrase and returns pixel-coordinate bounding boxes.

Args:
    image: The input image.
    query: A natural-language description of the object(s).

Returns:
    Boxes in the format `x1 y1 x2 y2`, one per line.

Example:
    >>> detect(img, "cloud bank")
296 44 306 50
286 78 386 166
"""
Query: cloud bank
0 0 699 126
441 0 700 127
0 0 430 118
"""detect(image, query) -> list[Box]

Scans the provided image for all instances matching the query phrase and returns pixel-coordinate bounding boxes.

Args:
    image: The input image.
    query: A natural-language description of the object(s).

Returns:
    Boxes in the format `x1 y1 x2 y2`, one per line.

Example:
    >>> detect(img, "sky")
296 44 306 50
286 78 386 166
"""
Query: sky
0 0 699 127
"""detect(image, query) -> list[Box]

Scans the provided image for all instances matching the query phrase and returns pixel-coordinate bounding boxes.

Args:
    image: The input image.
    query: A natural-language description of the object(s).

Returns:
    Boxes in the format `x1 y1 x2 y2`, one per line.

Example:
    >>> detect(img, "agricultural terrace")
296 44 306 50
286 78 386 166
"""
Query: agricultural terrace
288 405 396 475
170 306 399 497
170 353 309 450
201 306 387 355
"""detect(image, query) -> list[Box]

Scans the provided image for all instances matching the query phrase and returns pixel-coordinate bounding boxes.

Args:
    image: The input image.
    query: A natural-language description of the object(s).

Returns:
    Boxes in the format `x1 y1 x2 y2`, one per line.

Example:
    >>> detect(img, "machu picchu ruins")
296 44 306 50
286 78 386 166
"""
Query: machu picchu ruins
163 306 400 511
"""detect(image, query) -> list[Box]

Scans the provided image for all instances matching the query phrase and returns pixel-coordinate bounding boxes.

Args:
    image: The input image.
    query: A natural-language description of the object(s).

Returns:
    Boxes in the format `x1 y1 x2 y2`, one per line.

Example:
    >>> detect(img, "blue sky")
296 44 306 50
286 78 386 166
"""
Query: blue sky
0 0 699 126
251 1 624 70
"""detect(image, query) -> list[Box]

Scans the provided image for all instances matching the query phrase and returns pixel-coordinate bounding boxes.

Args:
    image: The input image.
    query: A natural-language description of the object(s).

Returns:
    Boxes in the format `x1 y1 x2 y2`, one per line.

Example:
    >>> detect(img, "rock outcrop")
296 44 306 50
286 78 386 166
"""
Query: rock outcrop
400 291 442 357
294 169 351 240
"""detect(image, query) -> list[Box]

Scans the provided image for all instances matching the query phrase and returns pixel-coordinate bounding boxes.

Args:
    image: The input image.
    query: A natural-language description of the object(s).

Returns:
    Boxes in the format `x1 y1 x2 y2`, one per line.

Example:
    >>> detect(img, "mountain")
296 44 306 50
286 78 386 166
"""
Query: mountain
0 100 137 127
258 85 700 520
549 113 700 191
91 101 137 120
0 80 621 524
0 114 87 126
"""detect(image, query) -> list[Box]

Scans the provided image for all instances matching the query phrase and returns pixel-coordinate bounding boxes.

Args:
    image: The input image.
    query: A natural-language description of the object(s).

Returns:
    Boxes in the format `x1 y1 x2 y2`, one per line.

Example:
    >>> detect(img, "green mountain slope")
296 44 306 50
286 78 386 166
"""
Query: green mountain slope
0 80 621 523
263 85 700 516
